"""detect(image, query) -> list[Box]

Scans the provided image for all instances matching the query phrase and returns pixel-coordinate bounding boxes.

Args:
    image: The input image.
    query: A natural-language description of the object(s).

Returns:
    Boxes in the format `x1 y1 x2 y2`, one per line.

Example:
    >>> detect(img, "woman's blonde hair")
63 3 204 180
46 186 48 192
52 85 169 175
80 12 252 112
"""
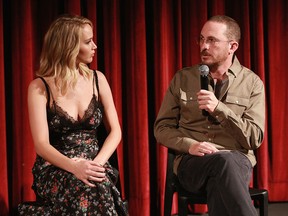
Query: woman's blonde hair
37 14 93 94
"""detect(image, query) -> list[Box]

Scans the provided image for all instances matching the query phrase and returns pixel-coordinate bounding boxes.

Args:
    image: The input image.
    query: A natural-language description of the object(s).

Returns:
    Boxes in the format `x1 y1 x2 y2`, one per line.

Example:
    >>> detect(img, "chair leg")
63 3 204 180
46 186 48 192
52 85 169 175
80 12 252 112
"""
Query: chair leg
164 188 174 216
250 189 268 216
259 191 268 216
178 196 189 216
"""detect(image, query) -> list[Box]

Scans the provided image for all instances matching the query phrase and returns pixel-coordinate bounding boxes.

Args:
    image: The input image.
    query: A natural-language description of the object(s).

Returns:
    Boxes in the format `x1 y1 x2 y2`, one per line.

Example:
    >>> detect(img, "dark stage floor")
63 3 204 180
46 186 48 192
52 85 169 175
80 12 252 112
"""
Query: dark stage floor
175 202 288 216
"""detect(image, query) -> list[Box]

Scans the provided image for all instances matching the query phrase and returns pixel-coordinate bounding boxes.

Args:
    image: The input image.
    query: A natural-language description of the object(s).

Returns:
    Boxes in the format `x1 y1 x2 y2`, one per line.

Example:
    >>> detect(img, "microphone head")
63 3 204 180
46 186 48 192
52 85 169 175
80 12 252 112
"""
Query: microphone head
199 64 209 76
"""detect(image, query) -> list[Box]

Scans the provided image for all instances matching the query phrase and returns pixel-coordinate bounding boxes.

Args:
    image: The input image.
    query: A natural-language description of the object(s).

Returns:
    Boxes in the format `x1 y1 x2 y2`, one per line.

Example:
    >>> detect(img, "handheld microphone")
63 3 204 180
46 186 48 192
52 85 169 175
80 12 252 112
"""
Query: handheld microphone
199 65 209 116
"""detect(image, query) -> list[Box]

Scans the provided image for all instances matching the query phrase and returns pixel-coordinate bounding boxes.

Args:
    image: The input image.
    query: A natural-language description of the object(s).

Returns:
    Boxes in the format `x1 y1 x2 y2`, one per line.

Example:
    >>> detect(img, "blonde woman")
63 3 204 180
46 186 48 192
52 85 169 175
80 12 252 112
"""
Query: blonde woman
18 14 127 215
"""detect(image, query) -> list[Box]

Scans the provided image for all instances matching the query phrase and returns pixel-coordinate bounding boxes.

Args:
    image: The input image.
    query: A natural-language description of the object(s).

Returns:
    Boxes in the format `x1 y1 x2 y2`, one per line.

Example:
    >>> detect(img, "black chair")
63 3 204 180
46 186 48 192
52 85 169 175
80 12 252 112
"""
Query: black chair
164 149 268 216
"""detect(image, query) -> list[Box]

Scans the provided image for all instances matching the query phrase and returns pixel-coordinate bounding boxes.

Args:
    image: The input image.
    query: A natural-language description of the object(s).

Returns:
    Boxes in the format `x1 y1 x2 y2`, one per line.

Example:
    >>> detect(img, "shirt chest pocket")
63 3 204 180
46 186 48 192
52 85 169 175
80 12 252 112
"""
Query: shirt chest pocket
225 94 249 116
179 89 199 111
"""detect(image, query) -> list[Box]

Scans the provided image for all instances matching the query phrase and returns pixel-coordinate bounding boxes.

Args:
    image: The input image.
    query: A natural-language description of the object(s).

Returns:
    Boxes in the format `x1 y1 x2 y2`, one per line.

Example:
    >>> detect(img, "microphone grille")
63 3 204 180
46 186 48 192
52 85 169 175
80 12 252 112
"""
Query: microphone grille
199 65 209 76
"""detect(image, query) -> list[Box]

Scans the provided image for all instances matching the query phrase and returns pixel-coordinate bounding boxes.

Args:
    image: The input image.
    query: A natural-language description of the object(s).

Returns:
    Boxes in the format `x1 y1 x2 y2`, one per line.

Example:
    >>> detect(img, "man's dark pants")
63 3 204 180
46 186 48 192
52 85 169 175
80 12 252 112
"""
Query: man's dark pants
177 151 258 216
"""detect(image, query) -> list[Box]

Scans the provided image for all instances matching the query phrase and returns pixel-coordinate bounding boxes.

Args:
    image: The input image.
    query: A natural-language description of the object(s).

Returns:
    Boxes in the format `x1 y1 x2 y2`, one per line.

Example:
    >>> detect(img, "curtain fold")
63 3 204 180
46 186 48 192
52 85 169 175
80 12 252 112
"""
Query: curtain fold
249 0 270 191
122 0 150 214
0 0 9 215
153 0 177 214
1 0 288 215
11 0 36 208
266 0 288 201
102 0 126 199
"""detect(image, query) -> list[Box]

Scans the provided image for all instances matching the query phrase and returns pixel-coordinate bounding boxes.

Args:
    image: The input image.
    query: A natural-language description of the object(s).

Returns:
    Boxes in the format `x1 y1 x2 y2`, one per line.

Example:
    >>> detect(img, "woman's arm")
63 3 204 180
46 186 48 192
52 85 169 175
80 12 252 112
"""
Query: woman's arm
93 71 122 165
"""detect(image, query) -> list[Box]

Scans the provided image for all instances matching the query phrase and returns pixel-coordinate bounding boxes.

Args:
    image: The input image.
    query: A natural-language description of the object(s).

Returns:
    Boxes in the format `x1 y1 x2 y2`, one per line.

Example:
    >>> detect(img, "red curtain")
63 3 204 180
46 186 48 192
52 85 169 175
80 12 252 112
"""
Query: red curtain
0 0 9 215
0 0 288 215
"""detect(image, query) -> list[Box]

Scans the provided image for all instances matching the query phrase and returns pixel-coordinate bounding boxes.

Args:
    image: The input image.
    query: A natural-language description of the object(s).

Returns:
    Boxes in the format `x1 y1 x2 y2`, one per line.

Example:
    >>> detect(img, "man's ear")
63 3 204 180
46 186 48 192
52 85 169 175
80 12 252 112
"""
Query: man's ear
230 41 239 53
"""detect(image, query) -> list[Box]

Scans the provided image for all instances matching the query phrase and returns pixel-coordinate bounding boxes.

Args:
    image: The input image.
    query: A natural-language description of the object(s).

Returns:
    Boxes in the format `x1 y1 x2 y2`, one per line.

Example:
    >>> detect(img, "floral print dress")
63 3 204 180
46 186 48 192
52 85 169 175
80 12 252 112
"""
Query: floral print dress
18 71 128 216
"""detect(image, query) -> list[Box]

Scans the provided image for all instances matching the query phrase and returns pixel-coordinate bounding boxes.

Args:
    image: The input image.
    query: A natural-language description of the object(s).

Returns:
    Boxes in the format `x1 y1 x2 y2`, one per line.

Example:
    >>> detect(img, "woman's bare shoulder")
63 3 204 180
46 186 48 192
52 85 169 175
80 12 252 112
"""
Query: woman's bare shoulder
28 77 48 96
94 70 105 79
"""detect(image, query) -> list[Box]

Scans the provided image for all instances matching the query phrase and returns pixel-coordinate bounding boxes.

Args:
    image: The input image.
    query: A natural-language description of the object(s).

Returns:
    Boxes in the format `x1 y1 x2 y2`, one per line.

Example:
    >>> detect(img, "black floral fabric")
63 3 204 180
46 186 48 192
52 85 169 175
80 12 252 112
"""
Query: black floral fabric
18 73 128 215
